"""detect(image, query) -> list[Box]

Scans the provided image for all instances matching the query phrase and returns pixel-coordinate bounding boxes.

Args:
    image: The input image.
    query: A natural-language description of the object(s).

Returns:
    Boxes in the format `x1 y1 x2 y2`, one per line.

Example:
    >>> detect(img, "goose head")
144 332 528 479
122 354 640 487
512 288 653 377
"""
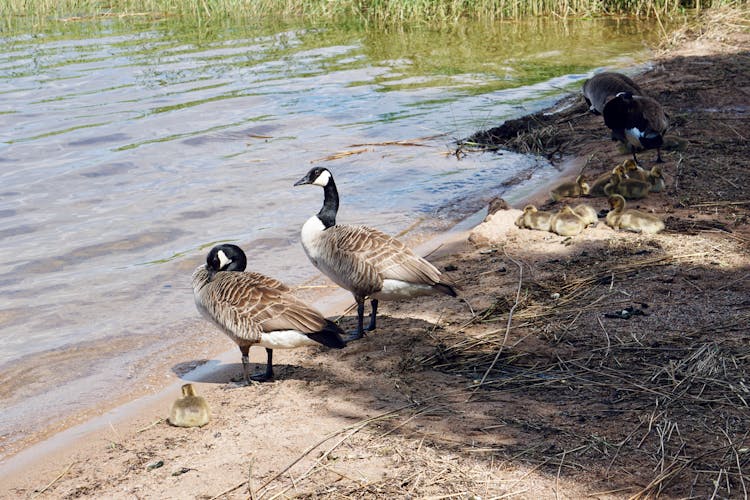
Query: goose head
206 243 247 279
181 383 197 397
608 194 626 212
294 167 333 188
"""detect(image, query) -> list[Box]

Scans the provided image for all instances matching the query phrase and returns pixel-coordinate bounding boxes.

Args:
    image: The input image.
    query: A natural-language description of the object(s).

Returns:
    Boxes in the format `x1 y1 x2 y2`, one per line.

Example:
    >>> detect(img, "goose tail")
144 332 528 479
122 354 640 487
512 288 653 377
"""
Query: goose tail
307 320 347 349
435 282 458 298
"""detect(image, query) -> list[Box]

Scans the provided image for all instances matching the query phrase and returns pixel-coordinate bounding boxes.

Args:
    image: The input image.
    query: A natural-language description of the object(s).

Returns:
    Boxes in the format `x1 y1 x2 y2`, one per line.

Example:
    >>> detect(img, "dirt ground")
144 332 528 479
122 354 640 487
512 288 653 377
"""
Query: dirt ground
3 6 749 500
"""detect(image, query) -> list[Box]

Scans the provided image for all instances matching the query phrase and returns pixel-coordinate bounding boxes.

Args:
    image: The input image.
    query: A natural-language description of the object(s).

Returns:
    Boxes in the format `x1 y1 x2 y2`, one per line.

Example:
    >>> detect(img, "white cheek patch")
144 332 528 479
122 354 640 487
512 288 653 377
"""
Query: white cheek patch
313 170 331 187
217 250 231 270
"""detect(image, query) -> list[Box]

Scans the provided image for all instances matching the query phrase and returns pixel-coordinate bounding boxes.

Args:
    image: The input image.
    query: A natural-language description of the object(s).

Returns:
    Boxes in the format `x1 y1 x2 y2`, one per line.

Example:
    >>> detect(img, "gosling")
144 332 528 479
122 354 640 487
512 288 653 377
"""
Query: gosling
622 160 665 192
550 175 589 201
168 384 210 428
589 164 626 197
606 194 665 234
572 203 598 227
550 206 587 236
604 171 650 200
515 205 554 232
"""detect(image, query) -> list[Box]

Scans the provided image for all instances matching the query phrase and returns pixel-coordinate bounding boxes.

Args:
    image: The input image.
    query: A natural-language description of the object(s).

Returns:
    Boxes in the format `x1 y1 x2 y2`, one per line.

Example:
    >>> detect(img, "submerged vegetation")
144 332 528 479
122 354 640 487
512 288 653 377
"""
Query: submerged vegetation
0 0 746 28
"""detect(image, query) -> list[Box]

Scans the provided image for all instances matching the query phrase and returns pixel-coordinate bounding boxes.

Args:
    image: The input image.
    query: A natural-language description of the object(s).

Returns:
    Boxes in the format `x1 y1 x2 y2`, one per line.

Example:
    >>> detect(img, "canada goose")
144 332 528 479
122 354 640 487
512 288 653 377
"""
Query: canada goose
582 72 642 115
550 175 590 201
294 167 457 341
550 206 587 236
572 203 598 226
606 195 665 234
192 244 346 382
515 205 554 232
603 91 669 164
589 164 626 197
168 384 210 428
604 171 651 200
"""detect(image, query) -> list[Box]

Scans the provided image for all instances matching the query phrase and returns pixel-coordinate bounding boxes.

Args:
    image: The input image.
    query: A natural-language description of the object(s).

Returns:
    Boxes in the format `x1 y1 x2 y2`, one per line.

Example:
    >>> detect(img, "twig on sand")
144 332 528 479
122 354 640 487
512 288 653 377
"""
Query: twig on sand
137 418 164 433
209 404 416 500
468 248 523 399
33 462 75 498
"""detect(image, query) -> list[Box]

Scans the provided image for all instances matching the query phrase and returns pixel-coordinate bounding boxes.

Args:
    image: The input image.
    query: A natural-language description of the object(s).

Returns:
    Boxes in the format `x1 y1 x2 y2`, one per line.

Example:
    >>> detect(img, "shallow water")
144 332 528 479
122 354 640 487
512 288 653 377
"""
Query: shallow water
0 15 666 459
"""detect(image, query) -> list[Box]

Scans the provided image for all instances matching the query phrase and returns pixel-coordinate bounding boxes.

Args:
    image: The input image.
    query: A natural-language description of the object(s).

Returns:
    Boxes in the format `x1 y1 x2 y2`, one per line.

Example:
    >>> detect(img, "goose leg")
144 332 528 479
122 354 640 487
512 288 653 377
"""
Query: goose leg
250 348 274 382
655 148 664 163
632 150 643 168
238 345 251 384
366 299 379 331
344 298 366 343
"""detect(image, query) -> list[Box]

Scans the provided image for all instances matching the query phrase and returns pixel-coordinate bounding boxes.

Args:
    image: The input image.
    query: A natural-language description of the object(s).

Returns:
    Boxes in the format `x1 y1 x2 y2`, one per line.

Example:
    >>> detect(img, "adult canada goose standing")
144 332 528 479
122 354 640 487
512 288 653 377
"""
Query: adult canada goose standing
603 91 669 164
582 72 643 115
293 167 457 341
192 244 346 383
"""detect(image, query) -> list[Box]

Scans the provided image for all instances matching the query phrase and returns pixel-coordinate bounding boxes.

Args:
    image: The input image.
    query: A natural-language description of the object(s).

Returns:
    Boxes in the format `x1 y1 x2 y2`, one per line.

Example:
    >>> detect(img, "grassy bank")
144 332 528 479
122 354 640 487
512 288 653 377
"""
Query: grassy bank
0 0 746 26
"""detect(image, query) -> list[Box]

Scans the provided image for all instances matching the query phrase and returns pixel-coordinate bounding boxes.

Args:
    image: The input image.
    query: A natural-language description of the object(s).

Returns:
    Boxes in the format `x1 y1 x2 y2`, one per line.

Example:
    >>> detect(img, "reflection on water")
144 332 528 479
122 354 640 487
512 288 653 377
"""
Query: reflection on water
0 15 667 458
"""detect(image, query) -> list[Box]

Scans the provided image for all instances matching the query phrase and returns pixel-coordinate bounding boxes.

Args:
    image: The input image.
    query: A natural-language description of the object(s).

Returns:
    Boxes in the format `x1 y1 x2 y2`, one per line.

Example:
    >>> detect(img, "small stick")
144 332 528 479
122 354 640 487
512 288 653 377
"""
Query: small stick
468 249 524 399
33 462 74 498
137 418 164 433
555 449 567 500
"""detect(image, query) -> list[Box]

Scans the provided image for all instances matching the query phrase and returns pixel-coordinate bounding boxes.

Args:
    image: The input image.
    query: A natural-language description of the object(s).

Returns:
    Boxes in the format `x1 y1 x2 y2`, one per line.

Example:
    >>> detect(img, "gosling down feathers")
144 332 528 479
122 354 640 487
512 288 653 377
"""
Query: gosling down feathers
168 383 210 428
582 72 643 115
192 244 345 383
603 91 669 164
606 194 665 234
550 175 589 201
294 167 457 342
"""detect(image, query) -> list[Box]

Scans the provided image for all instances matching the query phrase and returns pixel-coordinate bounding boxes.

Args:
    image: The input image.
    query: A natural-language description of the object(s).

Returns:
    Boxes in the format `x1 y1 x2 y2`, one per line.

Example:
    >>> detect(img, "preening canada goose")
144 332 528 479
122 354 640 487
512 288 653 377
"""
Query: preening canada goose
294 167 457 342
168 384 210 428
603 91 669 164
582 72 643 115
550 175 590 201
606 194 665 234
604 171 651 200
515 205 554 232
192 244 346 383
550 206 587 236
573 203 598 226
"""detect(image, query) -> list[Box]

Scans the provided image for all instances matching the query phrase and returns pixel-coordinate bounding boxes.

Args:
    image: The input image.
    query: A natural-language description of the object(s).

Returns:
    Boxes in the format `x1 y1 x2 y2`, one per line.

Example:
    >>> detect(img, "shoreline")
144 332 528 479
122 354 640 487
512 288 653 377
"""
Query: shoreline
2 6 748 497
0 154 560 490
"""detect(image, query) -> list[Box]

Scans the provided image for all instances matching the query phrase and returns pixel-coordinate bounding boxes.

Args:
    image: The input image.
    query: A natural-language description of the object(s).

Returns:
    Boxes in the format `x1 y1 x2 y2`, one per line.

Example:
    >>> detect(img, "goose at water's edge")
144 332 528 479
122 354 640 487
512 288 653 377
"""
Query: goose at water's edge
293 167 457 342
192 243 345 383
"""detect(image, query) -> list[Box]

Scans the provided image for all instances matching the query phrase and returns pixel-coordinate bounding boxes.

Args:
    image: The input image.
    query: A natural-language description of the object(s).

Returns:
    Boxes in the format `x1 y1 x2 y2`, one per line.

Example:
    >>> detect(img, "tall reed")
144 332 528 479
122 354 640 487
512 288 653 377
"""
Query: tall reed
0 0 746 26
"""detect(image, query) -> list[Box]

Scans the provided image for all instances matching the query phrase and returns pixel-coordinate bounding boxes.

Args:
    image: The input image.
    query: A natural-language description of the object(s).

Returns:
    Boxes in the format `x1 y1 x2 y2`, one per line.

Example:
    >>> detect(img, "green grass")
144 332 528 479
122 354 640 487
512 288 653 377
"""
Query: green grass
1 0 746 28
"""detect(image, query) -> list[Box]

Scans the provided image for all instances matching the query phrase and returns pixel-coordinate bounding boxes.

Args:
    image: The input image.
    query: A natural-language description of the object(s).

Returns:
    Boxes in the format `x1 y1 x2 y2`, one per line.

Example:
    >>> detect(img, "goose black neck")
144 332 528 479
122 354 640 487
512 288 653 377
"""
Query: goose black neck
317 178 339 229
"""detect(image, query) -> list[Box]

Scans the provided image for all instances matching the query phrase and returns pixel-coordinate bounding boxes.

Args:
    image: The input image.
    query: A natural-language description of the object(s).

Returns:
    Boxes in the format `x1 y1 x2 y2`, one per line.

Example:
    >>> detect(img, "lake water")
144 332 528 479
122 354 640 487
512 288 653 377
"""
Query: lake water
0 15 665 460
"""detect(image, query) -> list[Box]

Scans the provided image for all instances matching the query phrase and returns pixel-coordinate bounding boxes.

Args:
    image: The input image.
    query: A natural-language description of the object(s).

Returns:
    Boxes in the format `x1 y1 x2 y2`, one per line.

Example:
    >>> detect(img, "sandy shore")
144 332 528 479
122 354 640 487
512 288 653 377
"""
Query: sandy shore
2 7 749 499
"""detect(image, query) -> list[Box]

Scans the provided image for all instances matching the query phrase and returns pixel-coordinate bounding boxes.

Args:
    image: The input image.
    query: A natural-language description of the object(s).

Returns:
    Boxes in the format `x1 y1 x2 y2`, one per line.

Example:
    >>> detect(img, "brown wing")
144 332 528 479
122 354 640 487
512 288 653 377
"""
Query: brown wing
325 225 448 289
196 269 327 342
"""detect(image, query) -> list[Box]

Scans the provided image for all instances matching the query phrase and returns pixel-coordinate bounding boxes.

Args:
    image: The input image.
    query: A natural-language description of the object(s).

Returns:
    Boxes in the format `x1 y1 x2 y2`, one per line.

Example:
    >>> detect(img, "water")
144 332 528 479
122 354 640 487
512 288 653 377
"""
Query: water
0 15 665 460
